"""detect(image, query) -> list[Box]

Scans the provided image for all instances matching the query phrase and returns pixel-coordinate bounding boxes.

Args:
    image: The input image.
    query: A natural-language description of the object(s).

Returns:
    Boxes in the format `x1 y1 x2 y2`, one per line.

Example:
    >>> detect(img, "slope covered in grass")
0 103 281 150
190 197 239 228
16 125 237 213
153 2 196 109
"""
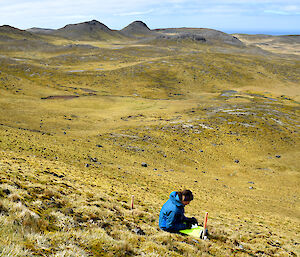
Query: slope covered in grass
0 32 299 256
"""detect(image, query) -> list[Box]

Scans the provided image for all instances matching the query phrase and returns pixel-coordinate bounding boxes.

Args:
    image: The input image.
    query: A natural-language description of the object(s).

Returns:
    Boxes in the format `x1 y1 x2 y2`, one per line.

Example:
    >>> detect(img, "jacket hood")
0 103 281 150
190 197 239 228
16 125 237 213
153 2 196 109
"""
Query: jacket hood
169 191 184 207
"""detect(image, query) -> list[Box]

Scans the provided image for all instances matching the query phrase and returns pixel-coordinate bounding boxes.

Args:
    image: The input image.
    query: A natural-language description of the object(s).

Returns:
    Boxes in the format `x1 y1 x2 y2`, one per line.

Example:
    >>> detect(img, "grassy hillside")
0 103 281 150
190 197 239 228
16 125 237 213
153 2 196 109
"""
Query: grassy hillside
233 34 300 56
0 33 299 256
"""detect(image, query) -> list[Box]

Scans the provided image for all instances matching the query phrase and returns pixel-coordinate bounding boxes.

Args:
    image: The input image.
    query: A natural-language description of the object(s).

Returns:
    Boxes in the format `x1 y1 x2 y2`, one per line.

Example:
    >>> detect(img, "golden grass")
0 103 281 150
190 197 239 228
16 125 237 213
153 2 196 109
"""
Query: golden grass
0 35 299 256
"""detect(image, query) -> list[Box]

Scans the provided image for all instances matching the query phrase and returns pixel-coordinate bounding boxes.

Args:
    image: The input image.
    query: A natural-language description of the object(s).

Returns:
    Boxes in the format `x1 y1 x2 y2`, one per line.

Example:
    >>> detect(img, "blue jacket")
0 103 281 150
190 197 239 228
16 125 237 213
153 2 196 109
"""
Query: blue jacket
159 191 188 231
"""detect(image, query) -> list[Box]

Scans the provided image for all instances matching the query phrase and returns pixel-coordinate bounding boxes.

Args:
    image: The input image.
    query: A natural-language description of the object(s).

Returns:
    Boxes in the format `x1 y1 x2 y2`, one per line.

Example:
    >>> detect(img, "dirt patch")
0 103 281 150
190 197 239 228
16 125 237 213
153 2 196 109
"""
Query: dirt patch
41 95 79 100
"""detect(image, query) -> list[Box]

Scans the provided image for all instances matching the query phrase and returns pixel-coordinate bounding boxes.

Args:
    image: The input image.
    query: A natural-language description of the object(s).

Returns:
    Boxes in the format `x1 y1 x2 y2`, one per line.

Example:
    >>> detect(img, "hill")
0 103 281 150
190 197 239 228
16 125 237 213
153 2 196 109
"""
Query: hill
155 28 244 46
0 25 40 40
21 21 244 46
121 21 157 37
53 20 125 41
26 27 56 34
0 25 59 52
233 34 300 56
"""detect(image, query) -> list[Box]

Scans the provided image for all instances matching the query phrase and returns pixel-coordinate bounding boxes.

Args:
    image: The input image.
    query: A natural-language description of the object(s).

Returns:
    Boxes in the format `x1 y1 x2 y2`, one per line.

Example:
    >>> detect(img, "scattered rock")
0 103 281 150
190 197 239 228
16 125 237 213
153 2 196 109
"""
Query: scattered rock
132 227 145 235
90 157 98 162
2 189 11 195
235 160 239 163
249 186 254 190
44 170 64 178
248 181 255 184
85 164 90 167
275 155 281 158
96 144 103 148
141 162 148 167
158 33 206 42
220 90 238 97
239 244 244 250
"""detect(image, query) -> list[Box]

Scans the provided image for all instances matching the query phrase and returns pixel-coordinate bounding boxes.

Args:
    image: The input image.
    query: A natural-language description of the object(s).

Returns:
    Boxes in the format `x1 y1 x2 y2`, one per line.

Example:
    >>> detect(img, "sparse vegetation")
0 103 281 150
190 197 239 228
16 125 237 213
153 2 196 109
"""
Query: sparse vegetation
0 23 299 256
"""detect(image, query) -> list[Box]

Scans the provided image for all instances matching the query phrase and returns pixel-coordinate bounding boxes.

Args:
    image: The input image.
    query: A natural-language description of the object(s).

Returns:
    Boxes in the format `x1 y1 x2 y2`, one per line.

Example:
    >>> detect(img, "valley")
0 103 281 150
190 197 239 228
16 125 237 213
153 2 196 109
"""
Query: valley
0 21 299 256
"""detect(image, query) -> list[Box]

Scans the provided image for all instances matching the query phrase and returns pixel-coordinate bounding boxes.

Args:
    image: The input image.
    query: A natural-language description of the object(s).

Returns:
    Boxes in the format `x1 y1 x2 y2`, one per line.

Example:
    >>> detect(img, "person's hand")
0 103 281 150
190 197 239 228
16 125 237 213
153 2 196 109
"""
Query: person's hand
189 217 198 225
185 222 192 229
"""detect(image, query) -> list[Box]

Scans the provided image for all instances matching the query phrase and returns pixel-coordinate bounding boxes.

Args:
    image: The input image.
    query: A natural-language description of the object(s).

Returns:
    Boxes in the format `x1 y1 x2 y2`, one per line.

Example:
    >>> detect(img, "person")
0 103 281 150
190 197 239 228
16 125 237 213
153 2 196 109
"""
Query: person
159 189 198 233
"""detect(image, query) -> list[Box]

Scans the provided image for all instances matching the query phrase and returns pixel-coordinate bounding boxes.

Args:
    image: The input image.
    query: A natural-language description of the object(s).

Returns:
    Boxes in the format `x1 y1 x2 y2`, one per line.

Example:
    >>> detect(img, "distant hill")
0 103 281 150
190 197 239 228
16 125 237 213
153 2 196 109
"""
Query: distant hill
232 33 300 55
0 25 39 40
275 35 300 44
52 20 124 41
155 28 244 46
233 33 300 44
26 27 55 34
0 25 59 51
121 21 157 37
7 21 300 47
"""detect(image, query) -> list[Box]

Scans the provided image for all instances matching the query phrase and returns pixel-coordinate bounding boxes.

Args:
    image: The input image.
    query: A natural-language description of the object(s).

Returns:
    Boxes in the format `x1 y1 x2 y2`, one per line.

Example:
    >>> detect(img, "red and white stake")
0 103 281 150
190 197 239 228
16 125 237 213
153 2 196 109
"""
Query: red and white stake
202 212 208 239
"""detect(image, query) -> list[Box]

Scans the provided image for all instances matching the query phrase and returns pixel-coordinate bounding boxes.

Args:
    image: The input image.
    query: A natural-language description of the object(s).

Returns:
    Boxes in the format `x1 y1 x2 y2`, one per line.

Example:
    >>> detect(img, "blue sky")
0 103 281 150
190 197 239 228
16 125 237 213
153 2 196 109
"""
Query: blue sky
0 0 299 34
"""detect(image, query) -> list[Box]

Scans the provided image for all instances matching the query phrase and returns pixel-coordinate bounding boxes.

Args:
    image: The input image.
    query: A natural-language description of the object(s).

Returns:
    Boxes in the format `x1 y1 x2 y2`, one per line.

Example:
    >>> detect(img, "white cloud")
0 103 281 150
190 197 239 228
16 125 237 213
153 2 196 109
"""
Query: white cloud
114 9 154 16
283 5 298 11
264 10 300 15
264 10 290 15
1 0 299 15
282 5 300 12
264 4 300 15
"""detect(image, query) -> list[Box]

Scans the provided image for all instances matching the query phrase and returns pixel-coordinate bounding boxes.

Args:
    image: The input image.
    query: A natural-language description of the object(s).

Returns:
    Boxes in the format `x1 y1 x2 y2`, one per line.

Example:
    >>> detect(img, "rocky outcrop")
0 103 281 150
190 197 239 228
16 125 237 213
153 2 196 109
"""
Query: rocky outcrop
157 33 206 42
155 28 244 46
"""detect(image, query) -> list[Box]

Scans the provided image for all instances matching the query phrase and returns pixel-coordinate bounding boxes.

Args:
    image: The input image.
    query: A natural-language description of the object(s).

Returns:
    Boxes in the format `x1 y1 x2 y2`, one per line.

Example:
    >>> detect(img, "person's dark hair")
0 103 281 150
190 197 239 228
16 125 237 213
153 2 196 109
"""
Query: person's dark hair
177 189 193 201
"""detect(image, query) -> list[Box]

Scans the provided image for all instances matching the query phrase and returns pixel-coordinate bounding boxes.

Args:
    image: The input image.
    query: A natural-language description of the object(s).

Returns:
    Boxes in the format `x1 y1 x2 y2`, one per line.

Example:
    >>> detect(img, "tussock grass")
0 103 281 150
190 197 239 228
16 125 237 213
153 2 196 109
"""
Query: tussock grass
0 34 299 256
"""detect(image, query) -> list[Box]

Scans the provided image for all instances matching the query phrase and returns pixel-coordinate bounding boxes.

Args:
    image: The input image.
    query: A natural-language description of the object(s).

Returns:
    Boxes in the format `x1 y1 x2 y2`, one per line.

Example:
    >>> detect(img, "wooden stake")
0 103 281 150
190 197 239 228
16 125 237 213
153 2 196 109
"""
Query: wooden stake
131 195 134 210
202 212 208 239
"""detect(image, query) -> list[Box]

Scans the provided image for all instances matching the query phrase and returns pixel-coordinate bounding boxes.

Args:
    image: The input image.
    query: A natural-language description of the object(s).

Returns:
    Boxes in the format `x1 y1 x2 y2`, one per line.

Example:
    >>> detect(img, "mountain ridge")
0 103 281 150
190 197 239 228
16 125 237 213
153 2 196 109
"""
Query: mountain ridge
11 19 245 44
1 20 288 45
